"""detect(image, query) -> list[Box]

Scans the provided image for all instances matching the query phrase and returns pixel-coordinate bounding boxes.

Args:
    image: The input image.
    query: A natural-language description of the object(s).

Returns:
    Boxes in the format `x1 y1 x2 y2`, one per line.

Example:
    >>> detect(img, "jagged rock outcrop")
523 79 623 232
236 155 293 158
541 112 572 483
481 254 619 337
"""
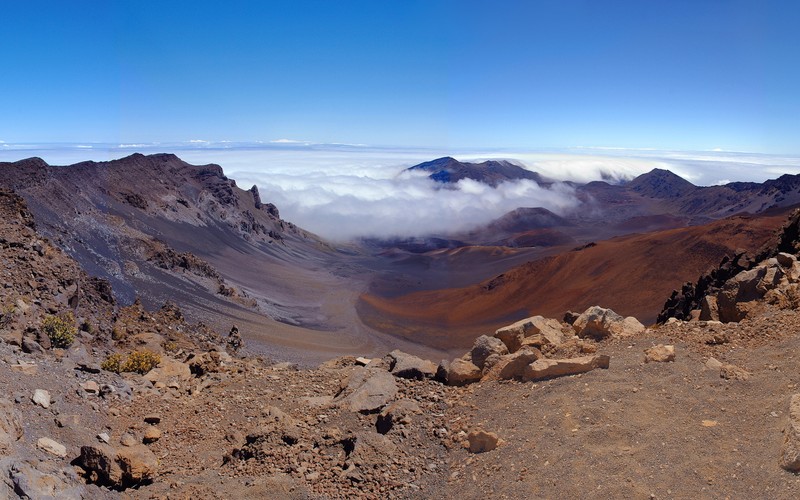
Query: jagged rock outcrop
572 306 645 339
659 209 800 323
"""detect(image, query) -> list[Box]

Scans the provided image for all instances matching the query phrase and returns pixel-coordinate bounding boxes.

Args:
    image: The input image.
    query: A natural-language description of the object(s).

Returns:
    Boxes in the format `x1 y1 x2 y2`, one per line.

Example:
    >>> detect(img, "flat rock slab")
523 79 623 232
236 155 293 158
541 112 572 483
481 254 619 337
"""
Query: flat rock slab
523 354 610 381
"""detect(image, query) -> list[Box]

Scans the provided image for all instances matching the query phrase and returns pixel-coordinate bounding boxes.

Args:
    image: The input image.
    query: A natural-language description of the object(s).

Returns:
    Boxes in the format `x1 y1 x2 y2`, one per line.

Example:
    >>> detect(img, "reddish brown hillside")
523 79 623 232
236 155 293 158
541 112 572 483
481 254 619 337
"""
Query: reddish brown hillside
358 211 789 350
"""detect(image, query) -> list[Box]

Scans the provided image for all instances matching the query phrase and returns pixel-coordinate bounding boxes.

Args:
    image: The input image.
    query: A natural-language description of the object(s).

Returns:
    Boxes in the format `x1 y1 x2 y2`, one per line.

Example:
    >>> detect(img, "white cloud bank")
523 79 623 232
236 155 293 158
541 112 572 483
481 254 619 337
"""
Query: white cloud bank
2 143 800 241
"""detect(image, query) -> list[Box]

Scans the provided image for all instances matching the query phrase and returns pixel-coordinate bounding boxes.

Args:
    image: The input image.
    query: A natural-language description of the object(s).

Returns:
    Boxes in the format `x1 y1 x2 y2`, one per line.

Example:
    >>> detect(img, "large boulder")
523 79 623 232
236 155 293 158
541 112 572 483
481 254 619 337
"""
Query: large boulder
699 295 719 321
78 444 158 489
469 335 508 369
336 368 398 412
494 315 565 352
572 306 644 339
523 354 610 381
446 358 482 386
782 394 800 472
717 263 784 322
386 350 437 380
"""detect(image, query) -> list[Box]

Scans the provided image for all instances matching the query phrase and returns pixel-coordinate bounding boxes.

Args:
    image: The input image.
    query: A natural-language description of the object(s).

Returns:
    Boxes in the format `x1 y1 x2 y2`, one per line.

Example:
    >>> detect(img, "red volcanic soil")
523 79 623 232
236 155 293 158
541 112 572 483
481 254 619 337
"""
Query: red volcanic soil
358 211 789 351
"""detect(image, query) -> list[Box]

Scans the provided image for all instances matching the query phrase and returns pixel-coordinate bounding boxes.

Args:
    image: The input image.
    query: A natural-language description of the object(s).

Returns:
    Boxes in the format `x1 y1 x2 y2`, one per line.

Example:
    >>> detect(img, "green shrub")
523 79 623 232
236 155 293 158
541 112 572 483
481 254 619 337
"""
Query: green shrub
101 353 123 373
121 350 161 374
42 313 76 348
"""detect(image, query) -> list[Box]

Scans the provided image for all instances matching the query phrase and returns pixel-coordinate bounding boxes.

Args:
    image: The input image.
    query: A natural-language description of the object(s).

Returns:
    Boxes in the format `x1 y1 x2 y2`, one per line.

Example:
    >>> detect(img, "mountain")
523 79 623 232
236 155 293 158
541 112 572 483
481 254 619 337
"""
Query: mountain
0 153 443 364
625 168 697 198
406 156 550 187
358 209 790 349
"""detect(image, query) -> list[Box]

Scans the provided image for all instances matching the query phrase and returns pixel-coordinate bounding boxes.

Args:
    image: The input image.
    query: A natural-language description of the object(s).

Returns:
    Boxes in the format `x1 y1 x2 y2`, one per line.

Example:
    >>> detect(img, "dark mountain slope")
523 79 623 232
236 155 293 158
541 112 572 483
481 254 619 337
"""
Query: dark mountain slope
406 156 550 187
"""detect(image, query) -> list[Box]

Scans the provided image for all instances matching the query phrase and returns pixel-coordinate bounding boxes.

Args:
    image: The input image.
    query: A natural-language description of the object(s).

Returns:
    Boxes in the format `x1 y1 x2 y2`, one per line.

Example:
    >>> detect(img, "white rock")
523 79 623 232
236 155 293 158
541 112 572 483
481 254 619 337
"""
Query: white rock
37 437 67 458
32 389 51 409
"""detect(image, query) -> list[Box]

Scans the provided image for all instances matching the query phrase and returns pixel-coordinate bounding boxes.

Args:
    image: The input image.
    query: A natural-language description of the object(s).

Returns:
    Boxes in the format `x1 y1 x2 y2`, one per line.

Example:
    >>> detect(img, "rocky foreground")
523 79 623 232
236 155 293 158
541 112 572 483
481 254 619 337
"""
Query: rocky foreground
4 187 800 499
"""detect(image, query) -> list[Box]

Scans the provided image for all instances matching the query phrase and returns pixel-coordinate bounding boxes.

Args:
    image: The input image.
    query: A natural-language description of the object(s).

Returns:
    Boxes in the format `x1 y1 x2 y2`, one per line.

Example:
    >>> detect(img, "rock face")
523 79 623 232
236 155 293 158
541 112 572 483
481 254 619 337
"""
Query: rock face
573 306 644 339
644 344 675 363
78 444 158 489
782 394 800 472
523 355 610 381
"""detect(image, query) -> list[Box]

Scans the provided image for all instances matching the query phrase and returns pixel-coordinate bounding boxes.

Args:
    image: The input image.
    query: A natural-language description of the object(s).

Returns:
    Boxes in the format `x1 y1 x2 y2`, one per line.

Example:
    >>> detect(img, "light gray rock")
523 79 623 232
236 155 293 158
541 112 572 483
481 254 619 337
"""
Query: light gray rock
573 306 644 339
387 350 437 380
336 368 398 412
32 389 51 408
469 336 508 369
9 460 86 500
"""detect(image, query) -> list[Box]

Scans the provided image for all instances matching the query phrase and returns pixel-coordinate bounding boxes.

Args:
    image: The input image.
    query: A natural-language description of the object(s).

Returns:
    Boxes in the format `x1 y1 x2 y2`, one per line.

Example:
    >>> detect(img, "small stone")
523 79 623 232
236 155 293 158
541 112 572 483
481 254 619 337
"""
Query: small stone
81 380 100 394
143 414 161 424
120 432 137 447
37 437 67 457
98 432 110 443
32 389 51 408
466 429 499 453
143 427 162 443
355 357 372 366
644 344 675 363
720 364 751 381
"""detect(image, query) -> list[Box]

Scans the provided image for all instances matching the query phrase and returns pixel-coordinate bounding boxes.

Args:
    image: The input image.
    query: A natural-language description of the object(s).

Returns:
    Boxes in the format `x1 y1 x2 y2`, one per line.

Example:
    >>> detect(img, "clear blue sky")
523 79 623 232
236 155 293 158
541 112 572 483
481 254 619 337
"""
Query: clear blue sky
2 0 799 153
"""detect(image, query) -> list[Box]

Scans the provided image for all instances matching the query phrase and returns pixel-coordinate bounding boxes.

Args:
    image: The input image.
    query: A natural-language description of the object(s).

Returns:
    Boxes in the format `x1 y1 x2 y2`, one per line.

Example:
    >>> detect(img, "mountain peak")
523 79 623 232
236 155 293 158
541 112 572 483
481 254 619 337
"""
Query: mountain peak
406 157 549 187
627 168 696 198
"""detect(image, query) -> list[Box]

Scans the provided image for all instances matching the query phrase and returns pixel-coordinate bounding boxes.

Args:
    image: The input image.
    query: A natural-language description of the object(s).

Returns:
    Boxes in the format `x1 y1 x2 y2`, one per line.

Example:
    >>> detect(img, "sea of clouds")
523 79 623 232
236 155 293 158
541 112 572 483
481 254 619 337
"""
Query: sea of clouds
2 141 800 241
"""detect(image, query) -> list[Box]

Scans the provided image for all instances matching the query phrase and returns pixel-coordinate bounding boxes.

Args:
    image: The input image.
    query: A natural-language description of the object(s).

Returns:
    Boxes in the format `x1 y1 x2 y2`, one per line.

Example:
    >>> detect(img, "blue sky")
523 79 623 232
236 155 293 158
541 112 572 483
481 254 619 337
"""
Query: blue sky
2 1 799 153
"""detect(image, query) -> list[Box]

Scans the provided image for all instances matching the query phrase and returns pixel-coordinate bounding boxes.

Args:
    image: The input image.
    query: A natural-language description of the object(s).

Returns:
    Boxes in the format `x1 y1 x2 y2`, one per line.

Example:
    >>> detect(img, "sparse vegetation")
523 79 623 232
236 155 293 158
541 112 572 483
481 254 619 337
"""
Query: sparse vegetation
0 302 15 328
101 353 124 373
42 312 77 348
102 350 161 374
122 350 161 374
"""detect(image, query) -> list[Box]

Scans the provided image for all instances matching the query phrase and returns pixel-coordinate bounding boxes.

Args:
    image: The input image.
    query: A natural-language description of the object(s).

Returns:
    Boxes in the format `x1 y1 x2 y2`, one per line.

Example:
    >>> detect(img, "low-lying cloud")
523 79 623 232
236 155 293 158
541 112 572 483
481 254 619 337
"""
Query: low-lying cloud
2 143 800 242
